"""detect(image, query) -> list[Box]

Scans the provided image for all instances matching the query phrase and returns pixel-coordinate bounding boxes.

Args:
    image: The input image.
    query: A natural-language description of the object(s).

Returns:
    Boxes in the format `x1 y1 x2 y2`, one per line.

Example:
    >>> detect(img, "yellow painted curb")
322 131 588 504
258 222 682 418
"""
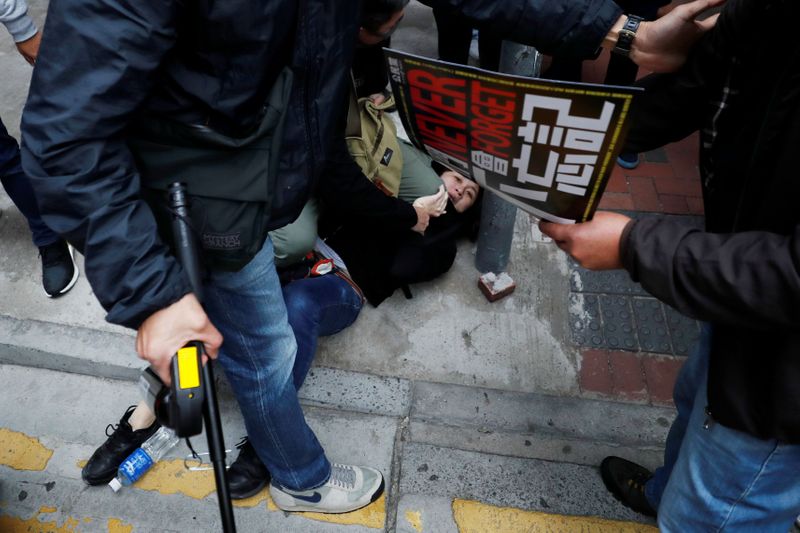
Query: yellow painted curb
453 499 658 533
0 428 53 471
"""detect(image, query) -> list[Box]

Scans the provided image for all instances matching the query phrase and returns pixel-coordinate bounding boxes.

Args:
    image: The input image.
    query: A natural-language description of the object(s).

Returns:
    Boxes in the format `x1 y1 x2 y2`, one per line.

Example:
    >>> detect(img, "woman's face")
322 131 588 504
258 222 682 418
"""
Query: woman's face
441 170 479 212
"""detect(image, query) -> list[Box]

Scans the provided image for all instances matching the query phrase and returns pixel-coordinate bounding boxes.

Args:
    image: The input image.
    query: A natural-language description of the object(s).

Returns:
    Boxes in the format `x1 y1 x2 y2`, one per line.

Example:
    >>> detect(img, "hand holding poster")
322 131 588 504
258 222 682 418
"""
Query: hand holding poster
385 49 641 224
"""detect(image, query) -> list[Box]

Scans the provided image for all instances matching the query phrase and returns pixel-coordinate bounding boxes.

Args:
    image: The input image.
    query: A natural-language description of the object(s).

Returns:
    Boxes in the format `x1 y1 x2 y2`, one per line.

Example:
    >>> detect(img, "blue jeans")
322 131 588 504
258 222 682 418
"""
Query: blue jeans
646 325 800 531
283 273 363 390
203 238 330 490
0 116 59 247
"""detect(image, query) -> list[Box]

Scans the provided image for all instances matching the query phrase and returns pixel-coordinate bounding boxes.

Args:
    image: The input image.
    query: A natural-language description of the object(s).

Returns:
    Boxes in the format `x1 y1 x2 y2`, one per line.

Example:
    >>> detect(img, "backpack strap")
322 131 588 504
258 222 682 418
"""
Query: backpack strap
345 71 362 138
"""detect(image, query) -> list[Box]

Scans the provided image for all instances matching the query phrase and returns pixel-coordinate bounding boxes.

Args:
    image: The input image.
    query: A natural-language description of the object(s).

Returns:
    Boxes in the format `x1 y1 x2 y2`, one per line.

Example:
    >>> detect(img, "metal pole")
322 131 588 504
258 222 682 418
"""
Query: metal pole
475 42 541 278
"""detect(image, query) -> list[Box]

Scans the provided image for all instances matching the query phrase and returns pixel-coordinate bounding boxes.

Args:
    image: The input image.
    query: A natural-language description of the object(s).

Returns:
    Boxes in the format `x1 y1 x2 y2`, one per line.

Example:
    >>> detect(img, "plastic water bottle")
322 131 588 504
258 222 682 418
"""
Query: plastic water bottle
108 426 179 492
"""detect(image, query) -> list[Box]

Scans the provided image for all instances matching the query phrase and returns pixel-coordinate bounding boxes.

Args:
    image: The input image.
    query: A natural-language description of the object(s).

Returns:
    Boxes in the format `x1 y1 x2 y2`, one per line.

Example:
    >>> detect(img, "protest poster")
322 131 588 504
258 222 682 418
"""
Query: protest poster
385 49 641 223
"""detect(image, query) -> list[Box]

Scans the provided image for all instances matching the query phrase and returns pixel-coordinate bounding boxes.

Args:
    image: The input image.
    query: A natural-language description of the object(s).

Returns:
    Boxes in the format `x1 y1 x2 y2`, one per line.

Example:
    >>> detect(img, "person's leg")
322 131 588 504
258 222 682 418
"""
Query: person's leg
283 273 363 390
432 8 472 65
397 141 442 203
657 364 800 531
203 237 330 491
644 324 712 509
601 324 711 516
477 29 501 71
270 198 319 269
0 116 60 247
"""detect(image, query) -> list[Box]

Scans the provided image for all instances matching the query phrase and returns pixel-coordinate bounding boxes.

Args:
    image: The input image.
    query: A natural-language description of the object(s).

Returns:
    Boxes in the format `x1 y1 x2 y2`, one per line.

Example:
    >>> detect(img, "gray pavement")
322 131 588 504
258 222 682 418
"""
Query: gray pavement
0 2 669 531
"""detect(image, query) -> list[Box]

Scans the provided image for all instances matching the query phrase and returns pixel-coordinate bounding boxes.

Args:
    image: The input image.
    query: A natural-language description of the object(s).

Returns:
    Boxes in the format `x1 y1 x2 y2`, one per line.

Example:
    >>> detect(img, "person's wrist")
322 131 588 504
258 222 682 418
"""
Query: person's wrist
602 15 627 50
612 15 644 57
628 20 651 65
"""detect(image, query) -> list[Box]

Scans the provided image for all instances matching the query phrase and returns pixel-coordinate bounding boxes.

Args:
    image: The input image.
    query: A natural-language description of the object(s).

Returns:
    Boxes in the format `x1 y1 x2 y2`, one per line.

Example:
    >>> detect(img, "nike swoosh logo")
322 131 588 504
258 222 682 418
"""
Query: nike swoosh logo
292 491 322 503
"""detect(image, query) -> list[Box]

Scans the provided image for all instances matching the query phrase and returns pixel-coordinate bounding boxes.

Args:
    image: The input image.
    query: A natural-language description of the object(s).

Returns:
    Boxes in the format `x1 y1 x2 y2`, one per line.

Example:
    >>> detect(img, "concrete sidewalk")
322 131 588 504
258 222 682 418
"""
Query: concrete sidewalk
1 2 705 532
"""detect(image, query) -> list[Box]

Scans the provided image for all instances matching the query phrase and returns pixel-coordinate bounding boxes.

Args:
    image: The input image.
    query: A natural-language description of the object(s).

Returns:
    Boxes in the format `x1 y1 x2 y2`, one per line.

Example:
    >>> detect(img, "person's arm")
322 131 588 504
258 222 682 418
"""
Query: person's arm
20 0 222 382
421 0 721 72
318 127 424 234
540 213 800 332
0 0 39 64
623 0 743 152
0 0 36 42
622 218 800 331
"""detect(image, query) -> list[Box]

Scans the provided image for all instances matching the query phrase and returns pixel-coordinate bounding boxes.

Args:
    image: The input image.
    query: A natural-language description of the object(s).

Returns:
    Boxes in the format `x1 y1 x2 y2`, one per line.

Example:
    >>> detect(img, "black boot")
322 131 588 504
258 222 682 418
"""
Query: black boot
82 405 161 485
599 456 657 517
228 437 270 499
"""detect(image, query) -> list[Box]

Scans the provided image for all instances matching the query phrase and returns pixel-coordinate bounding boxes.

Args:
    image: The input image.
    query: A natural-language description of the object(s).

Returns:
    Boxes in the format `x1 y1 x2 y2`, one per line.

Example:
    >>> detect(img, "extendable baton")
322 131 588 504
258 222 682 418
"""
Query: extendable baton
169 182 237 533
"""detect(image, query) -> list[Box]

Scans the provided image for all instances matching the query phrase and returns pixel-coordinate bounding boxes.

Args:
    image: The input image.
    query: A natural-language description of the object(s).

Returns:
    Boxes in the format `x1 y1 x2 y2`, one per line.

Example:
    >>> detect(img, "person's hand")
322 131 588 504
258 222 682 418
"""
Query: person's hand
538 211 632 270
136 293 223 385
15 31 41 66
368 92 387 106
631 0 723 73
412 185 448 217
411 206 431 234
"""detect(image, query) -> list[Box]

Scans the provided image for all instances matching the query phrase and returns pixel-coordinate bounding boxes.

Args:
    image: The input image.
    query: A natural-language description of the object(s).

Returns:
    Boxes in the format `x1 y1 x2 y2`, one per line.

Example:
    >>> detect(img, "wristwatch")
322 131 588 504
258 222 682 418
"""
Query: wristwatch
614 15 643 57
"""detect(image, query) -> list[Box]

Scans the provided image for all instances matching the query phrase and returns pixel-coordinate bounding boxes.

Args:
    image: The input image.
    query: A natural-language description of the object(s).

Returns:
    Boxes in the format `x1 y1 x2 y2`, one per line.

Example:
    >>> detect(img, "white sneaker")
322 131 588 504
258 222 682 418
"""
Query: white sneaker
269 463 384 513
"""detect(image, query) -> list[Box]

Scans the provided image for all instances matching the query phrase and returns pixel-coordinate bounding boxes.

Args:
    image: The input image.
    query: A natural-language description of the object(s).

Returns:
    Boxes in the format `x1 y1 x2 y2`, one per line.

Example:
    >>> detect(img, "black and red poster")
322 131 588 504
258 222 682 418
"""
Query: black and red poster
385 49 640 223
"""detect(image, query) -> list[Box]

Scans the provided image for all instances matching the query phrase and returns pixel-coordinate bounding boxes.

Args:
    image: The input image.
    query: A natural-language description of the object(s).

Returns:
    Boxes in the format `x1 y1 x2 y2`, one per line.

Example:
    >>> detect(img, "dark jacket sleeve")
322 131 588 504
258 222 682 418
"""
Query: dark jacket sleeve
20 0 191 329
420 0 622 58
318 125 418 234
623 0 743 153
621 218 800 331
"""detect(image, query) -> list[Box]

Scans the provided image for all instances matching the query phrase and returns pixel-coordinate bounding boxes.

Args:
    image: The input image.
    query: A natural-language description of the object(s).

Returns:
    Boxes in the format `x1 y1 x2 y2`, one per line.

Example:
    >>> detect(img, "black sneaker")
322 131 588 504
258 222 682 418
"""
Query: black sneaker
39 240 79 297
228 437 270 499
600 456 657 517
81 405 161 486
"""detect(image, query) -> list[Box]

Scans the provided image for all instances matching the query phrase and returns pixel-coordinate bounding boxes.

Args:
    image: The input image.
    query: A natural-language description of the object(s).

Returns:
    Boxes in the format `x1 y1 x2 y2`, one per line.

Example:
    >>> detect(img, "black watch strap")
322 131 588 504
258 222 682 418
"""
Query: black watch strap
614 15 643 57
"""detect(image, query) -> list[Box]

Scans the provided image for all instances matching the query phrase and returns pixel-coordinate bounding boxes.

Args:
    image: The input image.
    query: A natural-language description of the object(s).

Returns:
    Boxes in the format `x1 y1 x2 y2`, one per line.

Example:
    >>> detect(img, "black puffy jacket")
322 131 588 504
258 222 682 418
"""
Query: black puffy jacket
20 0 620 329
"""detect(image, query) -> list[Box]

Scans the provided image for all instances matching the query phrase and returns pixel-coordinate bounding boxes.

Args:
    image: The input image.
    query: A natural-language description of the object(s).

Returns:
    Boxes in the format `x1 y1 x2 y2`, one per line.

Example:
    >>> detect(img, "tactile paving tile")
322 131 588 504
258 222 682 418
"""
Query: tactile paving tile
569 293 605 348
569 263 648 295
631 297 672 354
664 305 701 356
599 295 638 351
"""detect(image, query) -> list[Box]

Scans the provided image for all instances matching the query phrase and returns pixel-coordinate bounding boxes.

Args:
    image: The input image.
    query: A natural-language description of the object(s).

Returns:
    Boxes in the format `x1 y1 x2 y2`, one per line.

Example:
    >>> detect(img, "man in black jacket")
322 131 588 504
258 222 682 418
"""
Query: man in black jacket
19 0 721 515
540 0 800 529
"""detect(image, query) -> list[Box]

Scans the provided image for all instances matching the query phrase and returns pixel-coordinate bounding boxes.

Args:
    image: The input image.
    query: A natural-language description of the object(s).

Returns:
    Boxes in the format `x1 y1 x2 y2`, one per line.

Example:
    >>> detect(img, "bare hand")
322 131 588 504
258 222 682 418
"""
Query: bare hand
368 93 387 106
412 185 448 217
136 293 223 385
631 0 723 73
538 211 632 270
16 31 41 65
412 206 430 234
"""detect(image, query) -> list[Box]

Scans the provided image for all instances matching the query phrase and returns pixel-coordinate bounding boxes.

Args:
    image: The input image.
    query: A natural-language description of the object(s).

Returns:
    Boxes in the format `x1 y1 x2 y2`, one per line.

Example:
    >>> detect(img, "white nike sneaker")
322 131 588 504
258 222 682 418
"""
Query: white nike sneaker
269 463 384 513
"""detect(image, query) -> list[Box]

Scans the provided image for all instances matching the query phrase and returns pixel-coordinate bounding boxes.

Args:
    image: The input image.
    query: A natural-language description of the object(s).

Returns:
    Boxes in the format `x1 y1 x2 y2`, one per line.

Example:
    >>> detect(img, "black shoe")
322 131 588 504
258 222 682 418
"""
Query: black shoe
600 456 657 517
228 437 270 499
39 240 79 297
82 405 161 486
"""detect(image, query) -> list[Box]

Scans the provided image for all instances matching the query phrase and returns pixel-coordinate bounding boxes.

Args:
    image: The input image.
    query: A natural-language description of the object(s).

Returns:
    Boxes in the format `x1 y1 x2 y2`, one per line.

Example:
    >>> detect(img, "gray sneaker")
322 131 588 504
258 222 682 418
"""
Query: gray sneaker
269 463 384 513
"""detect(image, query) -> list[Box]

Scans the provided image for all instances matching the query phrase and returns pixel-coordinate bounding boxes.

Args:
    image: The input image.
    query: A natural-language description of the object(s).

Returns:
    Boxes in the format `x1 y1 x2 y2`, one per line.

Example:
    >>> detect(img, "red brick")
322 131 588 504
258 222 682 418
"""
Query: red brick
605 168 629 193
628 176 661 212
628 161 675 180
671 158 701 181
665 134 699 160
653 177 703 197
609 350 648 402
598 192 635 211
579 349 613 396
643 355 686 406
658 194 689 215
686 196 705 215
